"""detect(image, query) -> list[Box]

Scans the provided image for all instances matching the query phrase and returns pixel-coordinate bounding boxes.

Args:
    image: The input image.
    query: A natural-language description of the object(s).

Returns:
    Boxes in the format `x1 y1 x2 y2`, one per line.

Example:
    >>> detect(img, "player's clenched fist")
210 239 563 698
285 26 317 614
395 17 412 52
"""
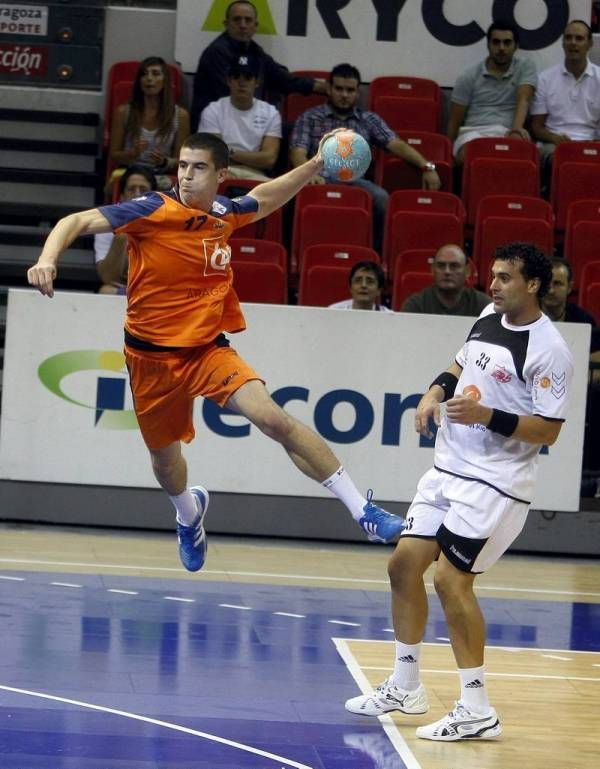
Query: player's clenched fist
27 263 57 298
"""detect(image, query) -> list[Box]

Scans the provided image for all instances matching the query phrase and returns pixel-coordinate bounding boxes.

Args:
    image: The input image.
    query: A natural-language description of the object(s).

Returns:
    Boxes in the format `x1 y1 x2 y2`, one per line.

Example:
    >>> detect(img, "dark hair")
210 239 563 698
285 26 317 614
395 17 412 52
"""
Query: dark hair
119 164 157 194
565 19 593 39
126 56 175 146
487 20 520 45
349 260 385 289
493 242 553 301
551 256 573 283
182 132 230 169
330 63 361 84
226 1 257 20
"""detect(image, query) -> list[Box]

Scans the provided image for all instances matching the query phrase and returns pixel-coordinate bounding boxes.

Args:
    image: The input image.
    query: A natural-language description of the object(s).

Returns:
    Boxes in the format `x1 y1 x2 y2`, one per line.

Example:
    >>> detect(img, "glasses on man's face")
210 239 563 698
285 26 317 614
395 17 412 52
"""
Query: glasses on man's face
433 261 464 272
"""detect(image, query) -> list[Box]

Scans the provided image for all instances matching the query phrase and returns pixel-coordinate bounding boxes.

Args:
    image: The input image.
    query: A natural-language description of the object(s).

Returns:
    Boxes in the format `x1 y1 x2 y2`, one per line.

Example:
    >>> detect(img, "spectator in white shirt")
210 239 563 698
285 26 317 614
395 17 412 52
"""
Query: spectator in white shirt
530 20 600 167
199 54 282 181
329 260 391 312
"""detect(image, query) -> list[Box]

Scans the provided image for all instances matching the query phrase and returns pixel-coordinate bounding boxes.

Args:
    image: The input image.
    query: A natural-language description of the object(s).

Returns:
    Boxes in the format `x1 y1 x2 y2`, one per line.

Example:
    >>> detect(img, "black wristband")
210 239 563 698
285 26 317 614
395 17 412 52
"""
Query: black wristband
487 408 519 437
430 372 458 402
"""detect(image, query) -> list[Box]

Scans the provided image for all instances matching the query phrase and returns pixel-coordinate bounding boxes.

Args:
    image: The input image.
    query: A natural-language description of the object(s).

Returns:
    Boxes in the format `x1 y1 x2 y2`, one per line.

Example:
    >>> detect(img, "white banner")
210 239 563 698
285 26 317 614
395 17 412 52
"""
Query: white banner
0 289 590 510
175 1 592 86
0 4 48 37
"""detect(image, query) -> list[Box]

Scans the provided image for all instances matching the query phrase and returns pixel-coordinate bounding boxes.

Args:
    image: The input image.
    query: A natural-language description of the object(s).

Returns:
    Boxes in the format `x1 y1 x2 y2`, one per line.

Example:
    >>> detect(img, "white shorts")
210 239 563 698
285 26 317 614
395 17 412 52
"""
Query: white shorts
401 467 529 573
453 124 510 158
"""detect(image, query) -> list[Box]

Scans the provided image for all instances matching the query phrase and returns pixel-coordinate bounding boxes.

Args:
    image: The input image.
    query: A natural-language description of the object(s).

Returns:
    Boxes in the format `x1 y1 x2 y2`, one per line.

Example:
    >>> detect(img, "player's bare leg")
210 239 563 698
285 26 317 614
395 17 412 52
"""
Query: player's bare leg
389 537 439 643
226 380 406 542
433 554 485 668
149 441 208 572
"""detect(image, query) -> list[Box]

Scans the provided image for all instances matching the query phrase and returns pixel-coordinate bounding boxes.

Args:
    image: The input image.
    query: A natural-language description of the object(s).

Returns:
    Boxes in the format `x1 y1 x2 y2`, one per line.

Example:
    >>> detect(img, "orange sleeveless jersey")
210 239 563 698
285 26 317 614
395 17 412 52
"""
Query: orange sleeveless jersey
99 190 258 346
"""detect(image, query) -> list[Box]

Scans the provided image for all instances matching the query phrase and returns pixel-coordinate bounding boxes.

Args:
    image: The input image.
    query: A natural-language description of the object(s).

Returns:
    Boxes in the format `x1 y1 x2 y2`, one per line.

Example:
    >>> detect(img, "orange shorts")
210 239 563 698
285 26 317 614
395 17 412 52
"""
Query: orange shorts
125 336 262 450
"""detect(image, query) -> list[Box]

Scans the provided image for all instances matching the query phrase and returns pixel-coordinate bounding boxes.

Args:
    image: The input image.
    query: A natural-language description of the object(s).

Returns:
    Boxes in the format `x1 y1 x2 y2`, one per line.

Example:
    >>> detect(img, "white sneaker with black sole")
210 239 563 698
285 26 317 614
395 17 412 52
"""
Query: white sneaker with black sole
416 701 502 741
345 678 428 716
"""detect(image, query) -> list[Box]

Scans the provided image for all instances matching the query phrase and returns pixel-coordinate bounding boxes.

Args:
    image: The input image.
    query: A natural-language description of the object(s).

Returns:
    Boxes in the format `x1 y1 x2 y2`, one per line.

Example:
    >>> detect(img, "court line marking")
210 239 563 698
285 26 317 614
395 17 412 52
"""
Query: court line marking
348 639 600 656
0 684 315 769
333 637 421 769
1 559 599 598
361 666 600 683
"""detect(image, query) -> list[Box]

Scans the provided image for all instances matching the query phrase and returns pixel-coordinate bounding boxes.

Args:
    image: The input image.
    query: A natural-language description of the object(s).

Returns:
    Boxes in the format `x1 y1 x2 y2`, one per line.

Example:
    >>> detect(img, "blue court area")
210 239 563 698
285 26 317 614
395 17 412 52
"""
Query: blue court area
0 568 598 769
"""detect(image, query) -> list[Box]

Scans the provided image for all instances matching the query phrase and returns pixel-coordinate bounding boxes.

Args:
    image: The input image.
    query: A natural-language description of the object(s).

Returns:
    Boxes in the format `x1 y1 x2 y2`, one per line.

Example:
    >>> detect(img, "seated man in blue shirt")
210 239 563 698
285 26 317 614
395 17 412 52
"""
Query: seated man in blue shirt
289 62 441 254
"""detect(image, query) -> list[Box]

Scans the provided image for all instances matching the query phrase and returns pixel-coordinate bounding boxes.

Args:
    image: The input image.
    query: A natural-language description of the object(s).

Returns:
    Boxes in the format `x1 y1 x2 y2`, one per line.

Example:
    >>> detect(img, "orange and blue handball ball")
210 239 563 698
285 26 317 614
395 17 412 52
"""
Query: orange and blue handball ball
321 130 372 182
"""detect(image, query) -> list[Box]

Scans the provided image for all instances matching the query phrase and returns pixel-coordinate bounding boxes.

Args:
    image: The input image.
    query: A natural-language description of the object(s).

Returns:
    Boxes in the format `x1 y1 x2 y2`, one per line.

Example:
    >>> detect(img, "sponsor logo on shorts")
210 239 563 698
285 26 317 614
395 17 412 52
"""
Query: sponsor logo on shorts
449 544 471 565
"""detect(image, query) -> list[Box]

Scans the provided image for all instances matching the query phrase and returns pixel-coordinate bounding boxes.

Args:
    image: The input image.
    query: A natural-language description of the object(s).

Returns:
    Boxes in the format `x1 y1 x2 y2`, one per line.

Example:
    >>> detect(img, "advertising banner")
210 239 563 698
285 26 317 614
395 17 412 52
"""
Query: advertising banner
175 0 592 86
0 290 590 510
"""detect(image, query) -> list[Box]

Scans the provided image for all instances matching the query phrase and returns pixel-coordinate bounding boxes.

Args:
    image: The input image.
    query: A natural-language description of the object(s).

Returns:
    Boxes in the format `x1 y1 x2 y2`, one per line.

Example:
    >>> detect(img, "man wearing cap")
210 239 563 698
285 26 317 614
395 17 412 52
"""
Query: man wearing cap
199 54 282 181
191 1 327 129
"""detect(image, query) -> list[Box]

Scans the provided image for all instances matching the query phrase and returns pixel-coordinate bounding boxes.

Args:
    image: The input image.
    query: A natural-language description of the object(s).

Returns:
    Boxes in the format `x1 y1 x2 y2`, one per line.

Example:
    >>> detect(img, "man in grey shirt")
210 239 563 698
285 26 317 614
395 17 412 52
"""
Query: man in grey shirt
401 244 490 316
447 20 537 163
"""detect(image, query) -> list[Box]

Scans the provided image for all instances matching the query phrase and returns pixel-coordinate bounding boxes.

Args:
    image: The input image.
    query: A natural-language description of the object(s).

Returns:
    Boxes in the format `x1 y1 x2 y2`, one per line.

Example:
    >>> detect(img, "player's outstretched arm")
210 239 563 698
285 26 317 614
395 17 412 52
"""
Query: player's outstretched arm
249 129 342 219
415 362 463 438
28 209 112 298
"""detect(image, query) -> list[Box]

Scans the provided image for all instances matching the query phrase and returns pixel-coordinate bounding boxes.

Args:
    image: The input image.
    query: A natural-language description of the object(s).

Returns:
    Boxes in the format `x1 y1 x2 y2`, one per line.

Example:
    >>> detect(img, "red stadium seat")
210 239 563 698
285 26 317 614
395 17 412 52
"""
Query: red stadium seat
368 76 442 110
298 265 356 307
232 261 287 304
373 95 439 133
293 205 372 273
291 185 373 274
474 217 554 290
282 70 329 123
229 238 288 275
581 282 600 319
579 261 600 308
383 191 466 279
391 271 432 311
475 194 553 227
301 244 380 272
462 138 541 227
564 219 600 290
462 158 539 228
374 130 453 192
553 165 600 234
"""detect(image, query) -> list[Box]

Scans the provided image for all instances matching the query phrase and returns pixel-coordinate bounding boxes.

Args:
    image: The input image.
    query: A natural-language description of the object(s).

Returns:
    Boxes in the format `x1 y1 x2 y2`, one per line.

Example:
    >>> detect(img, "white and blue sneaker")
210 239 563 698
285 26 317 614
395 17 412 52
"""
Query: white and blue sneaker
176 485 209 572
416 701 502 741
358 489 406 543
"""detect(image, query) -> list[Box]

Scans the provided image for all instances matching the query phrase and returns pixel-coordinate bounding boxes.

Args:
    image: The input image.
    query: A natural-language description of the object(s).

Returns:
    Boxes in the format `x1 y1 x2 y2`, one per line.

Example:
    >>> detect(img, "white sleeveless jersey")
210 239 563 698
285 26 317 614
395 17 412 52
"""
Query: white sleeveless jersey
434 304 574 503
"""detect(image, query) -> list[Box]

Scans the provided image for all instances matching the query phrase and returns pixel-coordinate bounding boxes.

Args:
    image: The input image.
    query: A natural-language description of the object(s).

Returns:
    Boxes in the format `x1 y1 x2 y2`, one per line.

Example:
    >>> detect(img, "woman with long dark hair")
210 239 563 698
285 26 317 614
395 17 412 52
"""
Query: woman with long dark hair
109 56 190 185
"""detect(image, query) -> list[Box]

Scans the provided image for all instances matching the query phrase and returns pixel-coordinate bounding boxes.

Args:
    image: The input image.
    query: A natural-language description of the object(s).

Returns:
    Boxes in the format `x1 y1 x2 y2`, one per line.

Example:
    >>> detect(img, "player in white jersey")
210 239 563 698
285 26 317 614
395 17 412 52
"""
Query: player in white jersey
345 242 574 741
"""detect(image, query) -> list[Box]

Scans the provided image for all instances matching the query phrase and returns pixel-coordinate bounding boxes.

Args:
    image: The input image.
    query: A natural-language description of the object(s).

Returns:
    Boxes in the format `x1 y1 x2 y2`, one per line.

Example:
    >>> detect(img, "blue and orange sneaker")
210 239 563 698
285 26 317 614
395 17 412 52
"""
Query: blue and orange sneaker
358 489 405 543
176 485 209 572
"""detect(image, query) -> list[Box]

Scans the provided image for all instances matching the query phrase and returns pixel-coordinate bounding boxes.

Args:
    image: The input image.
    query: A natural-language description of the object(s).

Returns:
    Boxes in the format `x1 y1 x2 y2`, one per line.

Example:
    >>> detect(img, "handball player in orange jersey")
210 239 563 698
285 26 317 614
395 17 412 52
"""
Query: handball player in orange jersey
27 131 405 571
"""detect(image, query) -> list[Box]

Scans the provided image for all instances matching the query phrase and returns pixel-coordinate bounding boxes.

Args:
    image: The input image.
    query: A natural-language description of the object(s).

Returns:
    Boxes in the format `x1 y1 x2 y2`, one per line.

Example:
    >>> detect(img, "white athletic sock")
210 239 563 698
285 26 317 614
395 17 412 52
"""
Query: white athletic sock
458 665 491 714
322 466 367 522
390 640 422 690
169 489 199 526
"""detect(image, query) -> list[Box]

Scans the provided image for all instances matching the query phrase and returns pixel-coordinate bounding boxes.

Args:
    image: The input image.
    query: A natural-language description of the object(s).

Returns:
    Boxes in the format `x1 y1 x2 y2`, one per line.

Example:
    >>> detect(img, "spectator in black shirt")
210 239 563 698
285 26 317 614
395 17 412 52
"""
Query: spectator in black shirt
191 1 327 129
543 258 597 326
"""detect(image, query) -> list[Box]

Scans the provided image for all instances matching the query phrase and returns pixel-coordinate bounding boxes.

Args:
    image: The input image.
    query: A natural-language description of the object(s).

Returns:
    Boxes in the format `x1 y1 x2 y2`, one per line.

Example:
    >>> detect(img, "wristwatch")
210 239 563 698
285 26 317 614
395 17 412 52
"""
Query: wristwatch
421 161 436 173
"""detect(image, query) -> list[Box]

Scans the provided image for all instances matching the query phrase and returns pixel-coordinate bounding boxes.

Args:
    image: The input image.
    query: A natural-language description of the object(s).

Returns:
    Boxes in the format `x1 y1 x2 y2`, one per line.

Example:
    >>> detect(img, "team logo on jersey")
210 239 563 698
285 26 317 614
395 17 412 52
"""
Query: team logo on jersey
539 376 551 389
209 243 231 271
211 201 227 215
491 365 512 384
213 221 225 229
462 384 481 401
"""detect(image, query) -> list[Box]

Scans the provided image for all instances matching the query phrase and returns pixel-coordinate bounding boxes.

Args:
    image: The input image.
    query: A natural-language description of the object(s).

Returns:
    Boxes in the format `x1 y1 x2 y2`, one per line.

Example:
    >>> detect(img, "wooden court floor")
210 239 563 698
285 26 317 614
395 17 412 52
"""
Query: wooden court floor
0 521 598 769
